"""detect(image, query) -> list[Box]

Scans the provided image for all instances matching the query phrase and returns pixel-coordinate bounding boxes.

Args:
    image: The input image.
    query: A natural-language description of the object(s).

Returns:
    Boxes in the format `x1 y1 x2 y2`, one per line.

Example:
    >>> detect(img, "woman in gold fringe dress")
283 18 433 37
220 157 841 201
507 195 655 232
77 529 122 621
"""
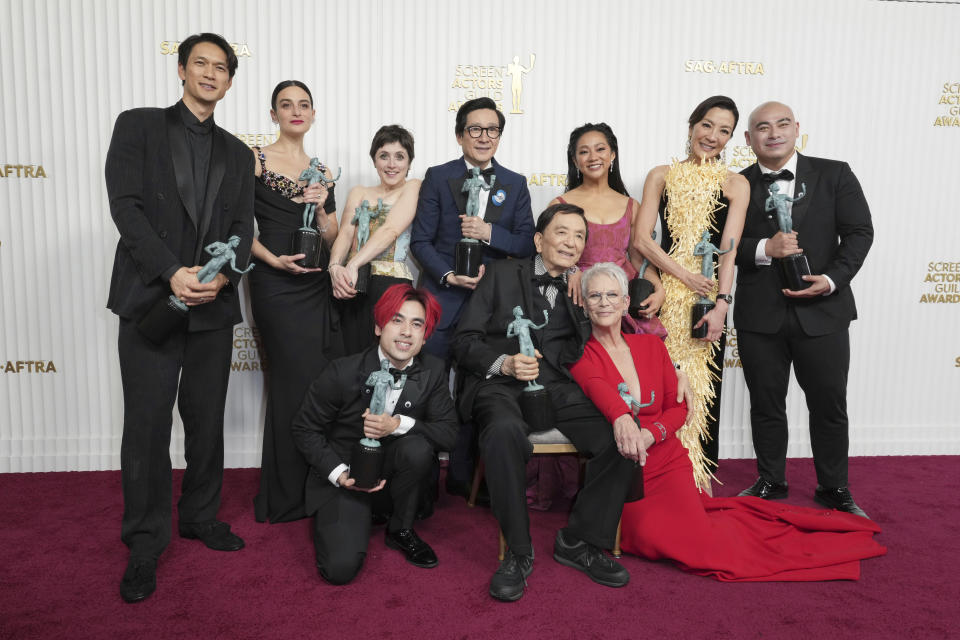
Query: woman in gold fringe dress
632 96 749 493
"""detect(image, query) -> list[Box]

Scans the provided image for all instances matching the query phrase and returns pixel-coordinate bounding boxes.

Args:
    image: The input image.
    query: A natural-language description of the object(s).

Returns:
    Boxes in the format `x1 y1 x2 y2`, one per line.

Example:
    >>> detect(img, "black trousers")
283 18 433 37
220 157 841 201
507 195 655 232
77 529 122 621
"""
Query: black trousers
702 330 726 467
313 434 434 585
473 381 635 557
118 318 233 559
738 308 850 488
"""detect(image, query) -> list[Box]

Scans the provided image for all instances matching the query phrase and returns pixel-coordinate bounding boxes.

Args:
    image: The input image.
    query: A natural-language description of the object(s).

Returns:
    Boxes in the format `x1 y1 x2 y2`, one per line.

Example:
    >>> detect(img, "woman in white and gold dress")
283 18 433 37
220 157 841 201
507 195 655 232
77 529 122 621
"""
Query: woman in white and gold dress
632 96 749 493
328 125 421 354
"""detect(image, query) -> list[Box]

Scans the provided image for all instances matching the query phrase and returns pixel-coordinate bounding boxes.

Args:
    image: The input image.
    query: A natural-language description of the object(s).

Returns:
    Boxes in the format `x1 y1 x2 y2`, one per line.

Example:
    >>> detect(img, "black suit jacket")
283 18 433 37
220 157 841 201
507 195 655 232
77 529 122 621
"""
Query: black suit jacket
451 257 591 419
735 154 873 336
105 104 254 331
291 346 458 515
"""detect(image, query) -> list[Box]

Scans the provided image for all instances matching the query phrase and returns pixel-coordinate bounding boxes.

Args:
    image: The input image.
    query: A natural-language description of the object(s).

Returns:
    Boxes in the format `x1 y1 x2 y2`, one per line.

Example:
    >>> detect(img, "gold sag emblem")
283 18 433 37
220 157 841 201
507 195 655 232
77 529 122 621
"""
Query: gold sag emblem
232 326 267 372
160 41 252 57
684 60 765 75
448 53 536 115
506 54 535 114
934 83 960 127
727 135 808 169
3 360 57 373
234 133 279 148
920 261 960 303
1 164 47 178
724 327 741 369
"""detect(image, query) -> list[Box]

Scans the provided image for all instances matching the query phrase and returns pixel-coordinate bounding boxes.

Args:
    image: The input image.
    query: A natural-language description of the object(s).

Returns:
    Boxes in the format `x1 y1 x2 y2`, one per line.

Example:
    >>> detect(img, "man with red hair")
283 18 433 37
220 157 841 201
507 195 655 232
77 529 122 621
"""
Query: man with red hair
292 284 457 584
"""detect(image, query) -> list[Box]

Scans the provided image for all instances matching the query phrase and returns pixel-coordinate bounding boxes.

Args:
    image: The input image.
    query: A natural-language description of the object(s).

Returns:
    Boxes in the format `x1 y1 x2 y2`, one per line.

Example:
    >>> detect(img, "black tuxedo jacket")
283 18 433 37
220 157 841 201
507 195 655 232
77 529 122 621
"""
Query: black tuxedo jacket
105 103 255 331
291 346 458 515
451 257 591 419
735 154 873 336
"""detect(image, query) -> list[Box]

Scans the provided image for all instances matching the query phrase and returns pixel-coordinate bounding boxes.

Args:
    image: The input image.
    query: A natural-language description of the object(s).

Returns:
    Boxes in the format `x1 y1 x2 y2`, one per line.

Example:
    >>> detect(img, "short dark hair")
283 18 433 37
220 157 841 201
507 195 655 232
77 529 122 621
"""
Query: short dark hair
564 122 629 197
454 98 506 137
688 95 739 131
178 33 238 79
369 124 415 163
535 202 589 243
270 80 313 111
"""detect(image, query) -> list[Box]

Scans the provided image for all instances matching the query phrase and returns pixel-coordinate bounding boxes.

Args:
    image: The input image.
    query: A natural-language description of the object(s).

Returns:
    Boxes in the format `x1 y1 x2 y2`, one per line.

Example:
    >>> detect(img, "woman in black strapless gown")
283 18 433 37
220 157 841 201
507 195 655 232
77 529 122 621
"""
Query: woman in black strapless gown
248 80 342 523
632 96 749 493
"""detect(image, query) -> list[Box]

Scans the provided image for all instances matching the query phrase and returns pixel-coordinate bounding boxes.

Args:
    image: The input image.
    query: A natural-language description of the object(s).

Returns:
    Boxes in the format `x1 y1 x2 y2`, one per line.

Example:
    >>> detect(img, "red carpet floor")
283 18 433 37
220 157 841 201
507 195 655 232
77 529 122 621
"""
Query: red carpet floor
1 456 957 640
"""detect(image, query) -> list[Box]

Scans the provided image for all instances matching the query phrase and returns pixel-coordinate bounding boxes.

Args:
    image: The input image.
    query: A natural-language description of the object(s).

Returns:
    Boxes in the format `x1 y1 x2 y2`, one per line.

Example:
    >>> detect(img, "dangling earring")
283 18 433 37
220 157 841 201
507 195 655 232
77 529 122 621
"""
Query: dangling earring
721 147 728 165
576 167 581 179
685 138 692 156
609 163 613 174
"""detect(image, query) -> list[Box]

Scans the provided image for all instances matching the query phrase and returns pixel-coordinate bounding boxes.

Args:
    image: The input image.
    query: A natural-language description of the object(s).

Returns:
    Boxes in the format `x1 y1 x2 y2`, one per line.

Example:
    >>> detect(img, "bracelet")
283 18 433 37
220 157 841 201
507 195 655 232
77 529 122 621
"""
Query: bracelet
653 422 667 442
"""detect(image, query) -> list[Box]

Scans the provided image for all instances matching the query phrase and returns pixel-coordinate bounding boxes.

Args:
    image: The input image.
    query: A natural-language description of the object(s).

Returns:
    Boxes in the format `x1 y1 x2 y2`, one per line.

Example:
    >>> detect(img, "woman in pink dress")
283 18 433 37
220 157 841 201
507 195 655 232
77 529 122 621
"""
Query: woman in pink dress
549 123 665 338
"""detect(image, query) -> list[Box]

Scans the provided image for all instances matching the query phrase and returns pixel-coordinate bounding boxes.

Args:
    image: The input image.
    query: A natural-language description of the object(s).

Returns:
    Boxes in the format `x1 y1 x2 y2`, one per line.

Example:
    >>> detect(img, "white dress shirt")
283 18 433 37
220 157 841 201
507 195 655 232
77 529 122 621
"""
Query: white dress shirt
327 348 417 486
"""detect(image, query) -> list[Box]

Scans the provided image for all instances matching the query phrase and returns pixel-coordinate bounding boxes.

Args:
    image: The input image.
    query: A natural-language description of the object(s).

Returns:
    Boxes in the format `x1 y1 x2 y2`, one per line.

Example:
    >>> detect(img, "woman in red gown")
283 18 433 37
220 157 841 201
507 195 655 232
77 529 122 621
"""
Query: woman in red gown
569 263 886 581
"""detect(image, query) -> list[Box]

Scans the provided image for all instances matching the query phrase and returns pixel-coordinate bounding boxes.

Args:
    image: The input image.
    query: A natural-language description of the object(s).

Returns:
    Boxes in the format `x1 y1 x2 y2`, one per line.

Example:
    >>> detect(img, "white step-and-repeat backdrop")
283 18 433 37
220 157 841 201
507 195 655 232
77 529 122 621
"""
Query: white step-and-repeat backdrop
1 0 957 472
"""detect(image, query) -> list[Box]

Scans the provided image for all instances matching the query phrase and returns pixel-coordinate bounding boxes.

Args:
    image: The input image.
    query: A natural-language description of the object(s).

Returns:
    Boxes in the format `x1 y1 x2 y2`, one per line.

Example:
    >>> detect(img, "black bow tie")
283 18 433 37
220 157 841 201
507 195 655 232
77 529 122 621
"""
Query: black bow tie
761 169 794 184
533 273 566 288
466 167 496 178
388 365 418 382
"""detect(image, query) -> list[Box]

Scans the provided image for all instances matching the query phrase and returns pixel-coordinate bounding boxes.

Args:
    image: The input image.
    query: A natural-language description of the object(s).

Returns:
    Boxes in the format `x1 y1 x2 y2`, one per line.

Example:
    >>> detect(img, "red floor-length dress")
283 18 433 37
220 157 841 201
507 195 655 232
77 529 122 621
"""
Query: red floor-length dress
570 333 886 581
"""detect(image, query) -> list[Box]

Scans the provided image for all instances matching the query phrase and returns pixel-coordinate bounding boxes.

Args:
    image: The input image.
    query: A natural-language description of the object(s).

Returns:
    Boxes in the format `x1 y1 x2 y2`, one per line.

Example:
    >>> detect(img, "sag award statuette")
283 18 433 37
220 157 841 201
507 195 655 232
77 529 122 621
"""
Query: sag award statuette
350 359 407 489
766 182 810 290
291 158 341 268
137 235 254 344
618 382 655 502
506 306 553 432
455 166 495 277
352 198 390 293
691 230 733 339
629 230 657 319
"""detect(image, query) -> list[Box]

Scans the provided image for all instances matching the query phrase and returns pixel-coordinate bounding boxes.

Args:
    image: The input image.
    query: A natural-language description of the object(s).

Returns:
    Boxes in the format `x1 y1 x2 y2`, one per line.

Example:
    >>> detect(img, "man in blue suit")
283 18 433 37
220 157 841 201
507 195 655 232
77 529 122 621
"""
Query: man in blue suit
411 97 535 497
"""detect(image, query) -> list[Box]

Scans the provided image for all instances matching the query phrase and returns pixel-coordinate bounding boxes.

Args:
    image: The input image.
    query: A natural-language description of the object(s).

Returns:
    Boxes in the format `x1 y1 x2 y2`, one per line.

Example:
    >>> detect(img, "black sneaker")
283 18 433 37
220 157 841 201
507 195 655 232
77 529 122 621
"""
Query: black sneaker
553 530 629 588
489 549 534 602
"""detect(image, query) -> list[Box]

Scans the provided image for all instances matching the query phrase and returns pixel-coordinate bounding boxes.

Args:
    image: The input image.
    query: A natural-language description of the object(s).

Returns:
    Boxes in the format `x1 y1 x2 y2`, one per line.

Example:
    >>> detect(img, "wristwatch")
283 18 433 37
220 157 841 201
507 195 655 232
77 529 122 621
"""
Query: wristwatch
716 293 733 304
441 271 453 288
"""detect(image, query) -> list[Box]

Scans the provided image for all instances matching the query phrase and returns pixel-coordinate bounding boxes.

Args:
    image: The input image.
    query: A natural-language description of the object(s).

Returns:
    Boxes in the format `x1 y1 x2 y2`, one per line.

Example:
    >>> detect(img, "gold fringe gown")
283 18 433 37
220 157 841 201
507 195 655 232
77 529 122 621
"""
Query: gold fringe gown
658 160 729 490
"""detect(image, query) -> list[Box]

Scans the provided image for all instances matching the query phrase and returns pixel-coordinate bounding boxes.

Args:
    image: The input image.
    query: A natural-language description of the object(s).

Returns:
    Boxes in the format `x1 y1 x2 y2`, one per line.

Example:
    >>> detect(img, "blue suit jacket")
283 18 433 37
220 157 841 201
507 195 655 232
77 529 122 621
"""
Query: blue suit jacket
410 157 535 351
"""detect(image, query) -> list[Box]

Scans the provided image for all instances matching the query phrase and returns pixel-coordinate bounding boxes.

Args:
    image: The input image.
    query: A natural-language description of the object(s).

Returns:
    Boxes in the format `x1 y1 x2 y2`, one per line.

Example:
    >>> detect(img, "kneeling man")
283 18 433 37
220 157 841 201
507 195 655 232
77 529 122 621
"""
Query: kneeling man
453 203 636 601
292 284 457 584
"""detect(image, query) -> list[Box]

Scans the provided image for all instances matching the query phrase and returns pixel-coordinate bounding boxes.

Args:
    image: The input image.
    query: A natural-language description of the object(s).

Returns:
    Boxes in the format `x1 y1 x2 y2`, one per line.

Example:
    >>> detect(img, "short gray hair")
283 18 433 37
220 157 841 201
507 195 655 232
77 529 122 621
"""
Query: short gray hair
581 262 629 299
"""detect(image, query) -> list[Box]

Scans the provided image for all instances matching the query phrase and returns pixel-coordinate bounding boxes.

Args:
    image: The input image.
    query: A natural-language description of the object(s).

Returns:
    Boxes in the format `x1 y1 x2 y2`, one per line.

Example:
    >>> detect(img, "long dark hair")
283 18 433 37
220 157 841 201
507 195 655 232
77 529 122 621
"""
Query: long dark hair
270 80 313 111
564 123 628 196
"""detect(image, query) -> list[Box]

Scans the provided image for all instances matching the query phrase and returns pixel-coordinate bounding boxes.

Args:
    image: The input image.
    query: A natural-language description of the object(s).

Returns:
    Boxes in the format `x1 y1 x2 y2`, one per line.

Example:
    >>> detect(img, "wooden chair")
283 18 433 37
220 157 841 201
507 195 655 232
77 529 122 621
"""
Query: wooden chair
468 427 622 560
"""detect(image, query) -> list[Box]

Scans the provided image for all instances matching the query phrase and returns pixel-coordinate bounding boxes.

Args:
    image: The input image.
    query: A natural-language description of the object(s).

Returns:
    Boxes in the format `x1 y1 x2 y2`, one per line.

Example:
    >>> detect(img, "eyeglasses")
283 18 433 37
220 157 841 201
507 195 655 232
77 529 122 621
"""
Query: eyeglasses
465 125 502 139
585 292 622 306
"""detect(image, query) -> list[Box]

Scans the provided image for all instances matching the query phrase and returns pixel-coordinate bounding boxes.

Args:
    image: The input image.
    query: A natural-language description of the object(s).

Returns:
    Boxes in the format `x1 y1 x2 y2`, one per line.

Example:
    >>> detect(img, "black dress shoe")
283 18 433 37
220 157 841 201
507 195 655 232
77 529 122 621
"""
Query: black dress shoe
738 477 789 500
553 530 629 588
489 550 534 602
814 486 869 519
385 528 438 568
179 520 245 551
120 557 157 603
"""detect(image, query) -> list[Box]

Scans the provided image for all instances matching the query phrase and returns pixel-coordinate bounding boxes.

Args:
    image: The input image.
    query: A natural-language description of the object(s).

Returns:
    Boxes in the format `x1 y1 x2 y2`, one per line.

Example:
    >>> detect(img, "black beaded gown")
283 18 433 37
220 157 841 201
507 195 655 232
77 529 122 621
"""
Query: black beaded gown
249 153 341 523
658 193 729 469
